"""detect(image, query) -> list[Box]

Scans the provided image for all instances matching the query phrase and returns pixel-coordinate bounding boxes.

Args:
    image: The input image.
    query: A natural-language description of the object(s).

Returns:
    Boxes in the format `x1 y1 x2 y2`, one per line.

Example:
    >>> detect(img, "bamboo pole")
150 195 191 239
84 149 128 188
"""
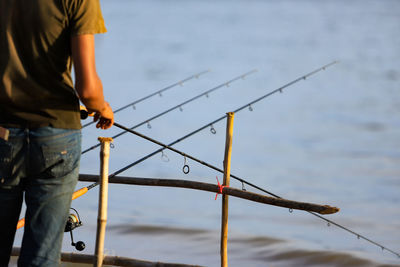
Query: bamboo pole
220 112 234 267
79 174 340 215
94 137 113 267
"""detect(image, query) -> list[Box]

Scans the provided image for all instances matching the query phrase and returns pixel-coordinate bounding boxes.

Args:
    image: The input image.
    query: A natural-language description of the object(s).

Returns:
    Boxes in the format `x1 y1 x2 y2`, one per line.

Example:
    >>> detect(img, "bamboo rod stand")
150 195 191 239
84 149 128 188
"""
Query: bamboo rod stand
94 137 113 267
220 112 235 267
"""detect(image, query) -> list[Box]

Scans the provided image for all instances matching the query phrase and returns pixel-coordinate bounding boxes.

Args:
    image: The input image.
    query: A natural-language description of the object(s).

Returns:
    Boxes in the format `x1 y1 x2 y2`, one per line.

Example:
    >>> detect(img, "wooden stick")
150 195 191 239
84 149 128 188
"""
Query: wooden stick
11 247 202 267
79 174 339 215
220 112 234 267
94 137 113 267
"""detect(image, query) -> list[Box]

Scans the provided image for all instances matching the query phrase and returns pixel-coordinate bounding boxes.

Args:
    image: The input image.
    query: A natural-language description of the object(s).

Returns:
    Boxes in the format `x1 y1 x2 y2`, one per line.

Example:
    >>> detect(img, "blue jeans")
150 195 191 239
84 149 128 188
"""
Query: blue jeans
0 127 81 267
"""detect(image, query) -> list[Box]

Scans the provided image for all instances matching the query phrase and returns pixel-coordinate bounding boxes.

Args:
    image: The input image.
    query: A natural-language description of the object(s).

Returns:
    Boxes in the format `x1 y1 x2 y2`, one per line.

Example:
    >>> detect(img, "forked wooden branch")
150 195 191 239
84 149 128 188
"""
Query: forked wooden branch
79 174 339 215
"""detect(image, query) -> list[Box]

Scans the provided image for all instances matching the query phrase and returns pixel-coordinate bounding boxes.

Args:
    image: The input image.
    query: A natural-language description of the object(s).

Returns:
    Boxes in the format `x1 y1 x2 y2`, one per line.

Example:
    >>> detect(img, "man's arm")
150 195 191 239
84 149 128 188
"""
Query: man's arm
71 34 113 129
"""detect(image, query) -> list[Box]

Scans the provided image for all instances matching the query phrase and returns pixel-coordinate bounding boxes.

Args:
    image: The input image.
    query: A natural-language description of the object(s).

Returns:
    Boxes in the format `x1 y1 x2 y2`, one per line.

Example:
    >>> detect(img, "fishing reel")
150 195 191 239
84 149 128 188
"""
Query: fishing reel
64 208 85 251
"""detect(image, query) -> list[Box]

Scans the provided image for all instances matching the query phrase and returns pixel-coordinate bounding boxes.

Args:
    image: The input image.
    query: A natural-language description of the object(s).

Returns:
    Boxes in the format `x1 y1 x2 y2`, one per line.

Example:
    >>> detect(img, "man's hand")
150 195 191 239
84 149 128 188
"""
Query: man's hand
92 102 114 129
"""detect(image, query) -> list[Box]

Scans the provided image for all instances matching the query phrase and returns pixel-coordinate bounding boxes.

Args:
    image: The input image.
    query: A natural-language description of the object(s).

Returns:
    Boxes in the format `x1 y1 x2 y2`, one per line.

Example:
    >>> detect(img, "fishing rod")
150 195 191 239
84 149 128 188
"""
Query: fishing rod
81 61 399 258
81 70 210 128
100 61 339 192
81 70 257 154
77 62 336 191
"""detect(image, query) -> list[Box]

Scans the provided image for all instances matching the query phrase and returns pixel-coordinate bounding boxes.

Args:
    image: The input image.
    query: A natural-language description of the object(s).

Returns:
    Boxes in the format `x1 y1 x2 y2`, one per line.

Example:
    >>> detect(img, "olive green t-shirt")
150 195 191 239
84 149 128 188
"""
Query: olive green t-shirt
0 0 107 129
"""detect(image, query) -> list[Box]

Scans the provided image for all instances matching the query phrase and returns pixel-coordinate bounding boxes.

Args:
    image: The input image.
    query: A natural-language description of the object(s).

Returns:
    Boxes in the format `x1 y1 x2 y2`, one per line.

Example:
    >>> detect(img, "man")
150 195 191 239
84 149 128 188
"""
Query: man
0 0 113 266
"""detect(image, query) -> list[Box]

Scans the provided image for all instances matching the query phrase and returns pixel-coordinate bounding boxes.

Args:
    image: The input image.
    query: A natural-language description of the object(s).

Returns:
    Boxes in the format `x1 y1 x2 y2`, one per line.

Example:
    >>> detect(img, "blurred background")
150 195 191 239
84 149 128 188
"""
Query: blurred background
15 0 400 266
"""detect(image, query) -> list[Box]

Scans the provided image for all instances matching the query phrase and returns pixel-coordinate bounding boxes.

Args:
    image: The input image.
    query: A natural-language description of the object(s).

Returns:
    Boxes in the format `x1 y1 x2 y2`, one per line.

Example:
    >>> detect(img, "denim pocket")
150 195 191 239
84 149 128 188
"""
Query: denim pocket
0 141 13 187
40 136 81 179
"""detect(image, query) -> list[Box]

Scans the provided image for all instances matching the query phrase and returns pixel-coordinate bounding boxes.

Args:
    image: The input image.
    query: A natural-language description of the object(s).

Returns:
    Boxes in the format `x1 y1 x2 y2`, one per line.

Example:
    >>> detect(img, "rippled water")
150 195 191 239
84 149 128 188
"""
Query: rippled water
12 0 400 266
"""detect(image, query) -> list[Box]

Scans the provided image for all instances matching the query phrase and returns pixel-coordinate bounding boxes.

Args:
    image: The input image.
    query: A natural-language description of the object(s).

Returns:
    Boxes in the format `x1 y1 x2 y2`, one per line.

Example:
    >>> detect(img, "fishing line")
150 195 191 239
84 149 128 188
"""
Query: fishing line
81 70 257 154
81 70 210 128
97 61 399 258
